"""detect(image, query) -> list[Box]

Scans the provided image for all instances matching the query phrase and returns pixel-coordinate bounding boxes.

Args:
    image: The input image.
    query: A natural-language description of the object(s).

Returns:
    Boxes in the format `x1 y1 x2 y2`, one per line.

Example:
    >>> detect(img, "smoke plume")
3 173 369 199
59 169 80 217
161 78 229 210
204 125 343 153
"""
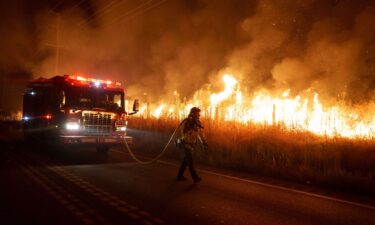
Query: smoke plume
1 0 374 111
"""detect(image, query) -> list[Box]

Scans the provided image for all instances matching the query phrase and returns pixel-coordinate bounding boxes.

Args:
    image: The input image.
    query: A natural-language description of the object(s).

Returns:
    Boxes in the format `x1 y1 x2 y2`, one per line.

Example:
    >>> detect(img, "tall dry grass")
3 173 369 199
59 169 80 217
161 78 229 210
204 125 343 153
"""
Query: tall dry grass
128 117 375 196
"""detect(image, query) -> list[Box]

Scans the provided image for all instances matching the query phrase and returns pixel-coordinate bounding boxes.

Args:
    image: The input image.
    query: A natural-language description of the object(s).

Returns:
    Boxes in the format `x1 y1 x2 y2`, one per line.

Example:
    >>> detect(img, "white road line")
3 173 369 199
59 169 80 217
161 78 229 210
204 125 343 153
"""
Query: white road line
113 149 375 211
23 151 165 225
10 156 102 225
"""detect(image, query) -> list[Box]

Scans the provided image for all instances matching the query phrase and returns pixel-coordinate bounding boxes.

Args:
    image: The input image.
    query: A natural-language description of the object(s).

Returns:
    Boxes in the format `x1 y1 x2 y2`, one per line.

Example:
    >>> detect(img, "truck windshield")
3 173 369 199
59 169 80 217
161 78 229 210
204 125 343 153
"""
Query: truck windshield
64 87 124 112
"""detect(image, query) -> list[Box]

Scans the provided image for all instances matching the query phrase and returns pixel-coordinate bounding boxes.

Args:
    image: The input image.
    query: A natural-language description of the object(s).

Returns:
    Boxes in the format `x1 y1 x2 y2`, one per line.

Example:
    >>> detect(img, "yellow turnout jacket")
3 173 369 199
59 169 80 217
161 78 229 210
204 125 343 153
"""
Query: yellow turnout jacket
180 117 206 149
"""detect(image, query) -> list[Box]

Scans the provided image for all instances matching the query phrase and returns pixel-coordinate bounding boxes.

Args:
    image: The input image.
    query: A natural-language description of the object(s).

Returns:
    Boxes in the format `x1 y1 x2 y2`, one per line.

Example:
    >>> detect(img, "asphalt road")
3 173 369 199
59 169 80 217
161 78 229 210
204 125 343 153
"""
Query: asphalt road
1 144 375 225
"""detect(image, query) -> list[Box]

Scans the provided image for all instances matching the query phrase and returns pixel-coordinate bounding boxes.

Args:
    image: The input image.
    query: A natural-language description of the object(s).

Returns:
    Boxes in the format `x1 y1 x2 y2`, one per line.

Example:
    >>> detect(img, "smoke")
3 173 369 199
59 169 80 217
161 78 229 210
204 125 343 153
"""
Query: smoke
1 0 375 111
271 2 375 103
226 0 375 103
33 0 256 100
0 0 41 111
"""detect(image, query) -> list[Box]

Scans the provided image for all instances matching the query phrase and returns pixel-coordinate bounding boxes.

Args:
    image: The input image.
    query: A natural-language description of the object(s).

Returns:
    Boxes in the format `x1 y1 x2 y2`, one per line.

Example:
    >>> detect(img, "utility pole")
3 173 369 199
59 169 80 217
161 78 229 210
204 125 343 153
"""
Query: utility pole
1 71 5 111
46 13 66 75
55 13 61 75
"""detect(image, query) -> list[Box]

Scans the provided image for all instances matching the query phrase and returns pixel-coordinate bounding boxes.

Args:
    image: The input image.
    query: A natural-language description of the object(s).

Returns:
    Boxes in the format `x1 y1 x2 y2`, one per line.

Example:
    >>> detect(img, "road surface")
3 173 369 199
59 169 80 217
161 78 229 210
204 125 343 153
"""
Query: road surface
1 144 375 225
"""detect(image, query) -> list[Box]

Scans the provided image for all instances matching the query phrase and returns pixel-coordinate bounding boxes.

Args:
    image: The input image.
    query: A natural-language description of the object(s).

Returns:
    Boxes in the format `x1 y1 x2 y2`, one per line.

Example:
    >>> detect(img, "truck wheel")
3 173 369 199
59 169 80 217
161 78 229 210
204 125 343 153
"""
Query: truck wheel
24 130 34 144
97 147 110 154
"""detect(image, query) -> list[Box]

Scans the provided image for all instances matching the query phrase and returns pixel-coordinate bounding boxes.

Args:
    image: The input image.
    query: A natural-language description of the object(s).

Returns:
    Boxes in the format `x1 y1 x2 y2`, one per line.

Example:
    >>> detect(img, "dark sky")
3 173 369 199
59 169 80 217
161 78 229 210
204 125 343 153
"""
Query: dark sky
1 0 375 111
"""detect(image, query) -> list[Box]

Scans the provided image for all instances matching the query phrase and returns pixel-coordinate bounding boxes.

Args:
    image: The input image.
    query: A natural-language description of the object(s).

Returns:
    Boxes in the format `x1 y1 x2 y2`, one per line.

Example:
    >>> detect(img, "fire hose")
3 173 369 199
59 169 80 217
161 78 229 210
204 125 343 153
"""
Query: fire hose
122 120 186 165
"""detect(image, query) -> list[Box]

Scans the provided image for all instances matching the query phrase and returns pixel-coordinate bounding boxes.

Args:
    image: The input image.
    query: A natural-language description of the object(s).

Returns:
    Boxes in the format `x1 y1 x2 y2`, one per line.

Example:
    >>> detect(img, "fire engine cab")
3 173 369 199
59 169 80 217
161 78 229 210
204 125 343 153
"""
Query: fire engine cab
22 75 138 153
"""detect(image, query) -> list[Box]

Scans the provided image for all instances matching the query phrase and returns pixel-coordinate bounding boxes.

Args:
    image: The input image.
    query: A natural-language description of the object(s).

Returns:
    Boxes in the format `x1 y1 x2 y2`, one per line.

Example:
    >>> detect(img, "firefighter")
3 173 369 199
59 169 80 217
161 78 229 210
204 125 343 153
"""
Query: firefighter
176 107 208 183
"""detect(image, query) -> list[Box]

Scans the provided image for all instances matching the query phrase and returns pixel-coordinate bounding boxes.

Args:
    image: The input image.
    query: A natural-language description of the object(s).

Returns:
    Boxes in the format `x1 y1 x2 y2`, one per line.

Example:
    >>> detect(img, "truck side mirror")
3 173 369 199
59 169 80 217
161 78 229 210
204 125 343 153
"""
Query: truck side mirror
132 99 139 113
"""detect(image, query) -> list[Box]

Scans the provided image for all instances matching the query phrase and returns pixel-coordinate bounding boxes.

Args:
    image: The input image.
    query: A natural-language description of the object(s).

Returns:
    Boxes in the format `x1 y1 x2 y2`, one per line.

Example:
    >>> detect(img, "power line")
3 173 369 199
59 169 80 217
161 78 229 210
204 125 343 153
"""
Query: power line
77 0 127 26
66 0 86 12
30 0 88 60
52 0 66 11
55 13 61 75
76 0 153 29
50 0 85 16
112 0 153 21
31 0 121 61
80 0 153 28
31 0 170 64
106 0 168 27
109 0 154 26
122 0 168 22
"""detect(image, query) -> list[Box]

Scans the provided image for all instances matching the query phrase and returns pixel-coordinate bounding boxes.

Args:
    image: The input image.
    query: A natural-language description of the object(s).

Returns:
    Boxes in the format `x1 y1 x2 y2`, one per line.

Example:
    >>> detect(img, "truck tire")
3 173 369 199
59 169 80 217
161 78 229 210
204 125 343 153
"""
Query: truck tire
96 147 110 154
24 131 33 144
23 126 36 144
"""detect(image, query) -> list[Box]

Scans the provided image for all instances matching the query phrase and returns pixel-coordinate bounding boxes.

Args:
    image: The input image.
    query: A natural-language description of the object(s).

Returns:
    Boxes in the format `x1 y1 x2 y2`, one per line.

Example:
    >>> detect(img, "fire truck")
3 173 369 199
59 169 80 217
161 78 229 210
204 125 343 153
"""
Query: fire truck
22 75 138 153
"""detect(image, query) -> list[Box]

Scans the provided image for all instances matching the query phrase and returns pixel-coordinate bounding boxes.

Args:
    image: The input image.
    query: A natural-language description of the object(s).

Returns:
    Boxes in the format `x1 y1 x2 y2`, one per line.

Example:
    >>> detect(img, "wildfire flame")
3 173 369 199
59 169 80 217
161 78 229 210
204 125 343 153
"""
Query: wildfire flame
152 104 166 119
135 74 375 139
210 74 238 106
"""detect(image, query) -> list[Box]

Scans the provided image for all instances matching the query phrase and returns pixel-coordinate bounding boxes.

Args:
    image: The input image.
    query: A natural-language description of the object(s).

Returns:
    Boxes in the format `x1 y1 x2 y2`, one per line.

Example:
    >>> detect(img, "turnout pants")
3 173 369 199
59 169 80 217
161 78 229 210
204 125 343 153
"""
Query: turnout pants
177 146 199 179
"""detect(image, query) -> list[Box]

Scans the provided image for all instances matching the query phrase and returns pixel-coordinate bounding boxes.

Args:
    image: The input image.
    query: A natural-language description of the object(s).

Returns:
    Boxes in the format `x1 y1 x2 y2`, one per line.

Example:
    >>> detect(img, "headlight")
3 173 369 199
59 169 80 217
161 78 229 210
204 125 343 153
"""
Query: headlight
115 120 127 132
116 126 126 132
66 122 80 130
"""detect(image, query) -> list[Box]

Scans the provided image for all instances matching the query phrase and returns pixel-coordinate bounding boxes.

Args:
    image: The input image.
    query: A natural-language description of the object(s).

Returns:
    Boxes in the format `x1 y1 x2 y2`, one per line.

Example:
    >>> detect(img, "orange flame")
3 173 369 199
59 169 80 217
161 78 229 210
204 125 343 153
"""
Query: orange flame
137 74 375 139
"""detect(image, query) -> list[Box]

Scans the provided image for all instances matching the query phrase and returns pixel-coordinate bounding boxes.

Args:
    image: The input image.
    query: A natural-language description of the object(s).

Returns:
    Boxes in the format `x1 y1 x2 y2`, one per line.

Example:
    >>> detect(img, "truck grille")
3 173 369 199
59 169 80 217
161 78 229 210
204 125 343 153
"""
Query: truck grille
82 112 112 135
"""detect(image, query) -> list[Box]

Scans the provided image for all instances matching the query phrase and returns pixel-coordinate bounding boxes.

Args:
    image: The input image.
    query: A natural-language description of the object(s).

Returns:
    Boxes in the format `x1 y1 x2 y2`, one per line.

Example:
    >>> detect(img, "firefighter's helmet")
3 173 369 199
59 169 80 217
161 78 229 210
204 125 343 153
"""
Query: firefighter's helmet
189 107 201 114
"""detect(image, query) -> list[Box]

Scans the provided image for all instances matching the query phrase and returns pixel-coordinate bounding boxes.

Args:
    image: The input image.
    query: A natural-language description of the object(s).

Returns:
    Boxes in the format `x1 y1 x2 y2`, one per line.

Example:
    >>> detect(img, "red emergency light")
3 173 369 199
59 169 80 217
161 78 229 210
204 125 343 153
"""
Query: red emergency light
64 75 122 88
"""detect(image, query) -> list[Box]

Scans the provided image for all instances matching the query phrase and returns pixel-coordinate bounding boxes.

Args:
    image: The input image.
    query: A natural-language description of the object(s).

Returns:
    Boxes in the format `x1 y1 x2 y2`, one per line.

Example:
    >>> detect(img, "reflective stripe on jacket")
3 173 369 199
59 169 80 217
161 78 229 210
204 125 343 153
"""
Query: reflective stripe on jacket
180 117 206 146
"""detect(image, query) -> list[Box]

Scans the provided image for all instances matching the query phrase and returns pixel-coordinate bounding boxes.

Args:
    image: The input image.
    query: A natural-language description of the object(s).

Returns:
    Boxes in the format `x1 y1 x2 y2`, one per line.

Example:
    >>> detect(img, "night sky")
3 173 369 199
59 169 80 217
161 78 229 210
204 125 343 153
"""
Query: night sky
1 0 374 111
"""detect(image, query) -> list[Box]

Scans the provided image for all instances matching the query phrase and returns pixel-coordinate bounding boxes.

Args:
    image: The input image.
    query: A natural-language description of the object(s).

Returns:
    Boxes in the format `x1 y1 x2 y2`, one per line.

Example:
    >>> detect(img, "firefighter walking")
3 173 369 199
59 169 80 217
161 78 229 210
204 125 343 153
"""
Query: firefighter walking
176 107 208 183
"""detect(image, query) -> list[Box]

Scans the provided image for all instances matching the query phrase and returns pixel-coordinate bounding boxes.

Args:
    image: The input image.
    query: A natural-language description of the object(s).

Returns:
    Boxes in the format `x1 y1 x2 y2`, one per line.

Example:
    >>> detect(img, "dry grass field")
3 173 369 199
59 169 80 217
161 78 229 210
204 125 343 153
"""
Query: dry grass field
128 117 375 196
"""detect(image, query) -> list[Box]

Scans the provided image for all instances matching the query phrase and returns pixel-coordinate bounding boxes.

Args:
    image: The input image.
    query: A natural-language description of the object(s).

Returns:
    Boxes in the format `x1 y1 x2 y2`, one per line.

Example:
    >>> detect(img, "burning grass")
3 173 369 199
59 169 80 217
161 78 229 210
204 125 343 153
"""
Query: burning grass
128 117 375 196
134 74 375 139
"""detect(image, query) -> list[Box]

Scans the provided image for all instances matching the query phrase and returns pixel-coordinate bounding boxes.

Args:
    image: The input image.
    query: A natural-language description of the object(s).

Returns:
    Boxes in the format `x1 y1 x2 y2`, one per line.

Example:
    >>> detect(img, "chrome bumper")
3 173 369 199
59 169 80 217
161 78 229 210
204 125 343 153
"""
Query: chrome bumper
60 135 133 145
